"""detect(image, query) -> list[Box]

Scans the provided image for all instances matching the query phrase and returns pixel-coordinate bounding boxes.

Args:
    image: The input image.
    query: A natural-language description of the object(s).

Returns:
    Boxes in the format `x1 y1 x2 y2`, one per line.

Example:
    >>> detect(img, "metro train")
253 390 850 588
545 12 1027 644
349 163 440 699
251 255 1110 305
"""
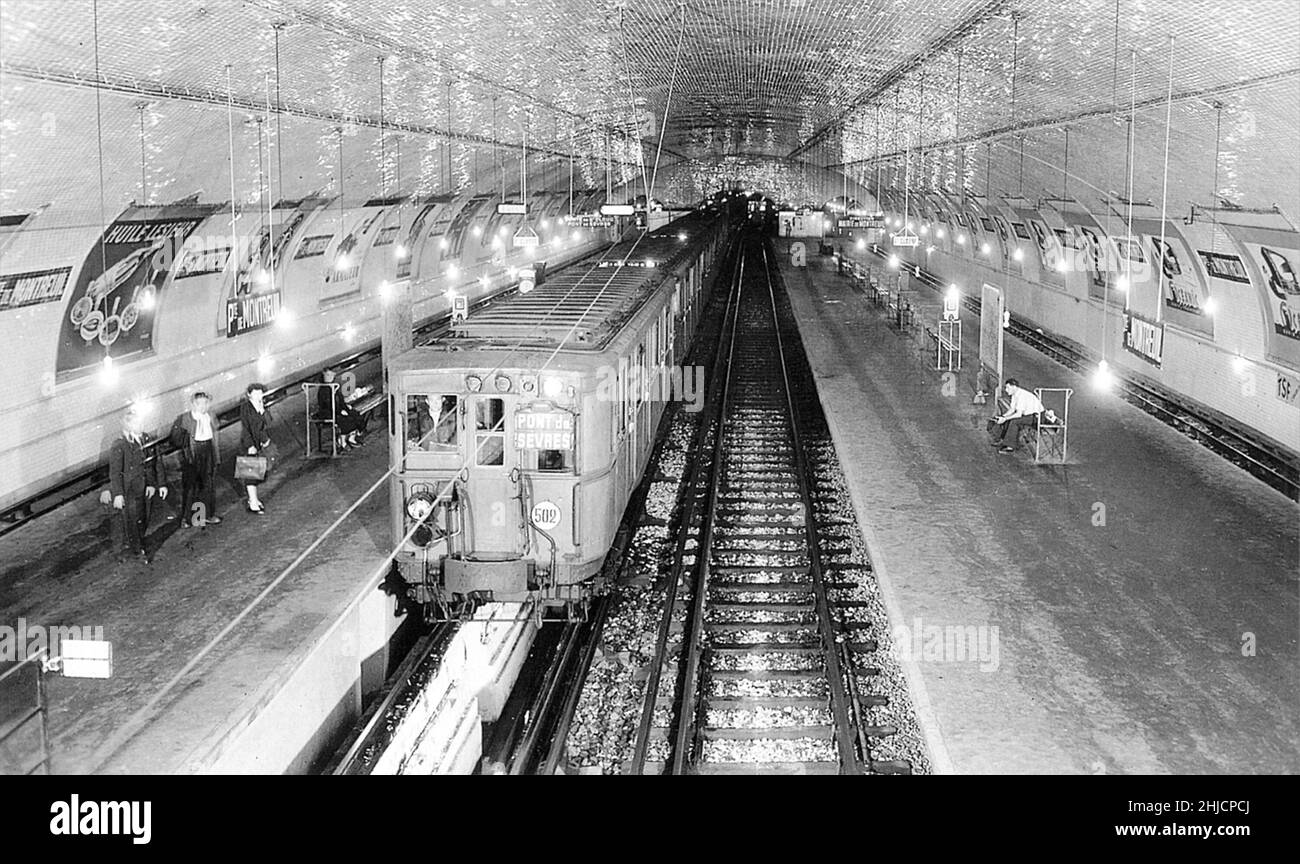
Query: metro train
387 209 730 619
845 188 1300 450
0 186 616 516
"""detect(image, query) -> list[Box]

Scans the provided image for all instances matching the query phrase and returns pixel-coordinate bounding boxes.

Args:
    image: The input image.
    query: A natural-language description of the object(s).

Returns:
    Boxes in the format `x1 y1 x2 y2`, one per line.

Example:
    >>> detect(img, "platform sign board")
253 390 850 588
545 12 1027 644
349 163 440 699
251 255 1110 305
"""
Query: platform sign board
513 227 540 249
600 204 636 217
58 640 113 679
892 232 920 248
839 217 885 230
496 202 528 215
562 214 614 228
1122 310 1164 367
226 289 281 338
980 283 1005 391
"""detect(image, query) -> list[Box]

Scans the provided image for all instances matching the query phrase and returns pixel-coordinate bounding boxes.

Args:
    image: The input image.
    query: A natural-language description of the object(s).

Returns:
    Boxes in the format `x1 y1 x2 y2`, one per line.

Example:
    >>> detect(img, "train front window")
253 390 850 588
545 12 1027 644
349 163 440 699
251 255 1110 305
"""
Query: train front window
475 397 506 466
406 395 458 453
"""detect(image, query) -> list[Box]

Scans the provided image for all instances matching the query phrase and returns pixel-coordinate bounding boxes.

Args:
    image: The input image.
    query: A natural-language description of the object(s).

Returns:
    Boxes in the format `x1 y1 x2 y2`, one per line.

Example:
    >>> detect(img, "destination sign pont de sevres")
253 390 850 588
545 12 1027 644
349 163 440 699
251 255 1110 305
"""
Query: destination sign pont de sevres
514 410 575 451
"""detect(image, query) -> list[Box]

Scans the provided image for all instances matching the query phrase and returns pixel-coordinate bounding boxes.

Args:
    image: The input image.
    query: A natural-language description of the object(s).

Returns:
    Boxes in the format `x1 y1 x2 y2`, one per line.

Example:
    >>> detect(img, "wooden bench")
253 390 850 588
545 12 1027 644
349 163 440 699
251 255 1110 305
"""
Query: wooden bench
349 388 386 418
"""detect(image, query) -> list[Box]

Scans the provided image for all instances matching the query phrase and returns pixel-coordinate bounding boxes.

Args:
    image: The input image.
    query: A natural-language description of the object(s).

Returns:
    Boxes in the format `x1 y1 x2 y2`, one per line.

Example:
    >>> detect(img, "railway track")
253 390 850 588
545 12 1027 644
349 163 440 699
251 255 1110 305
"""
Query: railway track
864 246 1300 501
622 233 901 775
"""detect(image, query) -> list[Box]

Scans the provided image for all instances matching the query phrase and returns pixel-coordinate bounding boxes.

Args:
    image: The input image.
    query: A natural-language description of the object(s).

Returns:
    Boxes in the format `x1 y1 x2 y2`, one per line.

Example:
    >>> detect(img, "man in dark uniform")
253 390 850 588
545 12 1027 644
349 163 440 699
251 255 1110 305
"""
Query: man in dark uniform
108 405 168 562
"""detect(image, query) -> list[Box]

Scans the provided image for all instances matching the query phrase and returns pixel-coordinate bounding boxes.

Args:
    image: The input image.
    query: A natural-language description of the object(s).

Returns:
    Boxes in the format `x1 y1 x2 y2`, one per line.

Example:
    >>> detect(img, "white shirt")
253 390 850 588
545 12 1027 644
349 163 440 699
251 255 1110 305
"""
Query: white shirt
1007 387 1045 418
192 410 213 442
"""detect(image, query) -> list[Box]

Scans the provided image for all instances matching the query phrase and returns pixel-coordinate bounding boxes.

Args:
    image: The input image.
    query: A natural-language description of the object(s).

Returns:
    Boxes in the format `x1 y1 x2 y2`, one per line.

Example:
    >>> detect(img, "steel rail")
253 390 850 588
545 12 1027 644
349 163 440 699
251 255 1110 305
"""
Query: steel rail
665 242 747 774
625 233 745 774
324 622 459 775
758 239 864 774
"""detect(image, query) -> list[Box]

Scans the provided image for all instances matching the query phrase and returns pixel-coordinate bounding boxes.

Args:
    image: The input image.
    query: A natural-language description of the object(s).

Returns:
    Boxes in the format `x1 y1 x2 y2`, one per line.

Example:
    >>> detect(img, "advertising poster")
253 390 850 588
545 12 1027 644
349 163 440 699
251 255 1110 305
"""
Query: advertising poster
1225 224 1300 372
1130 220 1213 337
56 205 216 375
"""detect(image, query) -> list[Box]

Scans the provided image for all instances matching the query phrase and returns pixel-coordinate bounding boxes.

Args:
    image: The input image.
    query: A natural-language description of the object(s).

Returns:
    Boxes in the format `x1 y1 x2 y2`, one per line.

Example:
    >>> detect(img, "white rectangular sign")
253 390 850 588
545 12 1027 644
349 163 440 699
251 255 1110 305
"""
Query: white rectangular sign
496 202 528 215
600 204 636 217
60 639 113 679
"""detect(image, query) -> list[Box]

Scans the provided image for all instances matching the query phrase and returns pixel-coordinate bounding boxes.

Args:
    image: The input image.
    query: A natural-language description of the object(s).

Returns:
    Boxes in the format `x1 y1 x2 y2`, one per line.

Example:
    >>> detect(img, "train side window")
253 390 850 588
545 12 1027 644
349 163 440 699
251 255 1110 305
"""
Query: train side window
475 397 505 466
406 394 459 453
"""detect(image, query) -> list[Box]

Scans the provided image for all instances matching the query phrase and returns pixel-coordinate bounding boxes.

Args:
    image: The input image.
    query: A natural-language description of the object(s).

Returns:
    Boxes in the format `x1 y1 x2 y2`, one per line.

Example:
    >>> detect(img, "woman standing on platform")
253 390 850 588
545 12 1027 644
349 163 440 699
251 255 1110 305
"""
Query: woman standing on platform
238 383 274 514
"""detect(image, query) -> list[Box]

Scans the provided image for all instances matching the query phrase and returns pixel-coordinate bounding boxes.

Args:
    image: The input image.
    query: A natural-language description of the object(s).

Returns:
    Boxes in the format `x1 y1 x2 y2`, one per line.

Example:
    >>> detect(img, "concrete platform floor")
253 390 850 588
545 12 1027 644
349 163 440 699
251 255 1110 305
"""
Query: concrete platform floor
779 240 1299 774
0 398 394 774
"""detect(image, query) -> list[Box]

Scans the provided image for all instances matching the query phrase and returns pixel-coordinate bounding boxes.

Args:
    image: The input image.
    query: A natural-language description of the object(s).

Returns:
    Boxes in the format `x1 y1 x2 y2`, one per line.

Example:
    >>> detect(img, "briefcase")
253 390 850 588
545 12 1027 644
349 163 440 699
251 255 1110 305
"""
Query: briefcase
234 455 269 481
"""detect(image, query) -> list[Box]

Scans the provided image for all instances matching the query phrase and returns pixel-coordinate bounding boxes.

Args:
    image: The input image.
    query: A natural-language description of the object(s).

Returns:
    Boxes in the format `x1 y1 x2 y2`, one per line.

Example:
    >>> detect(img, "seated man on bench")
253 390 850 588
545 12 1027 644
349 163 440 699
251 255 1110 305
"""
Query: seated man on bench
989 377 1044 454
319 367 369 450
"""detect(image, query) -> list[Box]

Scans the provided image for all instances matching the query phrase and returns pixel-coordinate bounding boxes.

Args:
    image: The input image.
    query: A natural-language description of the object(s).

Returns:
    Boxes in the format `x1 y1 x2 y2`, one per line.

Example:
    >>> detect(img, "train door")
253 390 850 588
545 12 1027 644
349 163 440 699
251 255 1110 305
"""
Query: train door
467 394 523 557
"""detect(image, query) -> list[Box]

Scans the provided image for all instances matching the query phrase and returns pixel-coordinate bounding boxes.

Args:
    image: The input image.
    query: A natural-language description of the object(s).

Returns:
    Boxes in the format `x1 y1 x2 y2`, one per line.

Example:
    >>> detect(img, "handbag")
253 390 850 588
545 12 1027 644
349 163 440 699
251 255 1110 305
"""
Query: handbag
235 454 269 481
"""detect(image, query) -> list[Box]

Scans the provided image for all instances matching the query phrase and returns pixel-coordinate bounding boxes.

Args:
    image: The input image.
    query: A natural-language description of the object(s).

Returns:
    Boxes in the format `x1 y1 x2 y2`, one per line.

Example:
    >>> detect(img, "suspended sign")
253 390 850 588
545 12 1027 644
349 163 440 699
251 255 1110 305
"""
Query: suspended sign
600 204 636 217
839 217 884 229
892 231 919 248
514 410 574 451
1123 311 1164 367
562 214 614 227
497 202 528 215
226 290 282 338
513 227 540 248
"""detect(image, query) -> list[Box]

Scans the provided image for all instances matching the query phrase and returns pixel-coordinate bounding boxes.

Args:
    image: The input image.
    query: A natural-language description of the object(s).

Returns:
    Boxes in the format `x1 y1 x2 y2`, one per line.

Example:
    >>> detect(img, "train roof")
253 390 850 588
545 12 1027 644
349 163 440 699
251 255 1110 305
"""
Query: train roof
449 209 716 352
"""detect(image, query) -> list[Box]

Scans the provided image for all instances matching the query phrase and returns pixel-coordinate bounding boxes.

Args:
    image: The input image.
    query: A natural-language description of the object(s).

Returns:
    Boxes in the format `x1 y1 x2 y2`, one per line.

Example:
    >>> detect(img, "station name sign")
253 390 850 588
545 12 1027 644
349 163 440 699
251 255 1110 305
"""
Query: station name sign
1123 311 1164 367
839 217 885 229
892 232 920 248
0 266 71 310
562 214 615 227
514 410 574 451
600 204 636 217
497 202 528 215
226 290 281 338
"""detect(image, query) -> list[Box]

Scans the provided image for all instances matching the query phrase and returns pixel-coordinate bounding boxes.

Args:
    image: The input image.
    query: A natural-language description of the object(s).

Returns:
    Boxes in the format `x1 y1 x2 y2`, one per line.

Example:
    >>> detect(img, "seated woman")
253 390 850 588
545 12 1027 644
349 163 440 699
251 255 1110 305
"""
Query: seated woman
319 368 367 448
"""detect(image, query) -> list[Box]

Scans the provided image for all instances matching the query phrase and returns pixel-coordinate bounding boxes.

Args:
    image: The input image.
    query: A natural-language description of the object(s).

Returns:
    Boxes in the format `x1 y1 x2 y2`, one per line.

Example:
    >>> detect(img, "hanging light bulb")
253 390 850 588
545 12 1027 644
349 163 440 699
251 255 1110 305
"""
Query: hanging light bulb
1092 359 1114 391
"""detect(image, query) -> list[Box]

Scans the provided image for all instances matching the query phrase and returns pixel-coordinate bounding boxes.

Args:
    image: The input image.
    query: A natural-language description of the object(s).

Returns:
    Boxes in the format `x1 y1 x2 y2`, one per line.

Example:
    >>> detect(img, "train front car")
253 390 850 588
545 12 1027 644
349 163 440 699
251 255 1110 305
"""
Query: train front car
389 211 727 620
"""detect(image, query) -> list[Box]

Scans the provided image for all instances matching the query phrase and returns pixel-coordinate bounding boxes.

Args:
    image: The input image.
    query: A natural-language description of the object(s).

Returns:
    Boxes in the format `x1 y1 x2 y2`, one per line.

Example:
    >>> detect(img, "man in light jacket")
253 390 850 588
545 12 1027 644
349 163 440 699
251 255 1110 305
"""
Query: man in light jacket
170 391 222 528
991 378 1045 454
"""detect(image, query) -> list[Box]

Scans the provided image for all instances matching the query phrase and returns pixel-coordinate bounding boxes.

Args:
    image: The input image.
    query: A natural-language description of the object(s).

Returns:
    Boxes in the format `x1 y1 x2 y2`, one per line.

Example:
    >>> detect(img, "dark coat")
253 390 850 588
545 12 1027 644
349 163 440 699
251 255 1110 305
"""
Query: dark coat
239 398 272 453
108 434 165 497
170 411 221 465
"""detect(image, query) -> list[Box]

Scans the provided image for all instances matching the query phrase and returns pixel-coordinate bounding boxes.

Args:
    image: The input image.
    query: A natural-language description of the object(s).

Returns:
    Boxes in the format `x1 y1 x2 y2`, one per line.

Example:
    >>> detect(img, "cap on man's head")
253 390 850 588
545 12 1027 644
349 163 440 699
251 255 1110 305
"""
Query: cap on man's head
1005 377 1020 389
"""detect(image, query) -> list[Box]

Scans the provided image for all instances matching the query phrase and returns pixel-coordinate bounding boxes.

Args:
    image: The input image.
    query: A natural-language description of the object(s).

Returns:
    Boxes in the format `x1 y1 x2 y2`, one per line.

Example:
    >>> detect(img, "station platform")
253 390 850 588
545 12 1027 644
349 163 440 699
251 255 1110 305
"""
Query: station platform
0 386 402 774
777 238 1300 774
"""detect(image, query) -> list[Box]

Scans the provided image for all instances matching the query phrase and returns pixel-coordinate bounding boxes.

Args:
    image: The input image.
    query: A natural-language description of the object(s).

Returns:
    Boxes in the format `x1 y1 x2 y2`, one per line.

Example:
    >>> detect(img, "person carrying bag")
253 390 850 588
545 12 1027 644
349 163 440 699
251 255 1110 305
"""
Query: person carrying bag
238 382 275 514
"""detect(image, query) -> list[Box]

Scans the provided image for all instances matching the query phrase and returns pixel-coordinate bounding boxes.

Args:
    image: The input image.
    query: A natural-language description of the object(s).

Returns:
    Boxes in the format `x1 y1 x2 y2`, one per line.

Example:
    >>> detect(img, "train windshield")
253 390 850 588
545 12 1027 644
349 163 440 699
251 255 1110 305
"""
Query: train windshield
406 395 458 453
475 398 506 466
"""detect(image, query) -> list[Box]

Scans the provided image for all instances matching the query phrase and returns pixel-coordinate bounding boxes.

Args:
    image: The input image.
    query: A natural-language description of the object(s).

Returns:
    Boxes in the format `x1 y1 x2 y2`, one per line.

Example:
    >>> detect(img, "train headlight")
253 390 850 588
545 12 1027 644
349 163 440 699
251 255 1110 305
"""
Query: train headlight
406 490 435 522
466 374 483 392
494 374 512 393
542 375 564 399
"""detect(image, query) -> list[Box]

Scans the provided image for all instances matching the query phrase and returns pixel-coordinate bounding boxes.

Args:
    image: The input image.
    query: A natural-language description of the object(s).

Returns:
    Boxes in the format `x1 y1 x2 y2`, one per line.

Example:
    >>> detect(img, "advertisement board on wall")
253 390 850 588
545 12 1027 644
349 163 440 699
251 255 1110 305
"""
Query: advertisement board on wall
56 205 217 376
1224 224 1300 372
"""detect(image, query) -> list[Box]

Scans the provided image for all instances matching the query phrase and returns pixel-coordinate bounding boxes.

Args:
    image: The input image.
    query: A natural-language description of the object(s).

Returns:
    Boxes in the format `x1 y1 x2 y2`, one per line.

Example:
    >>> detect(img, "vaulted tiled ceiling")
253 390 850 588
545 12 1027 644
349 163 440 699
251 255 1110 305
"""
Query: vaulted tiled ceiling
1 0 1297 216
